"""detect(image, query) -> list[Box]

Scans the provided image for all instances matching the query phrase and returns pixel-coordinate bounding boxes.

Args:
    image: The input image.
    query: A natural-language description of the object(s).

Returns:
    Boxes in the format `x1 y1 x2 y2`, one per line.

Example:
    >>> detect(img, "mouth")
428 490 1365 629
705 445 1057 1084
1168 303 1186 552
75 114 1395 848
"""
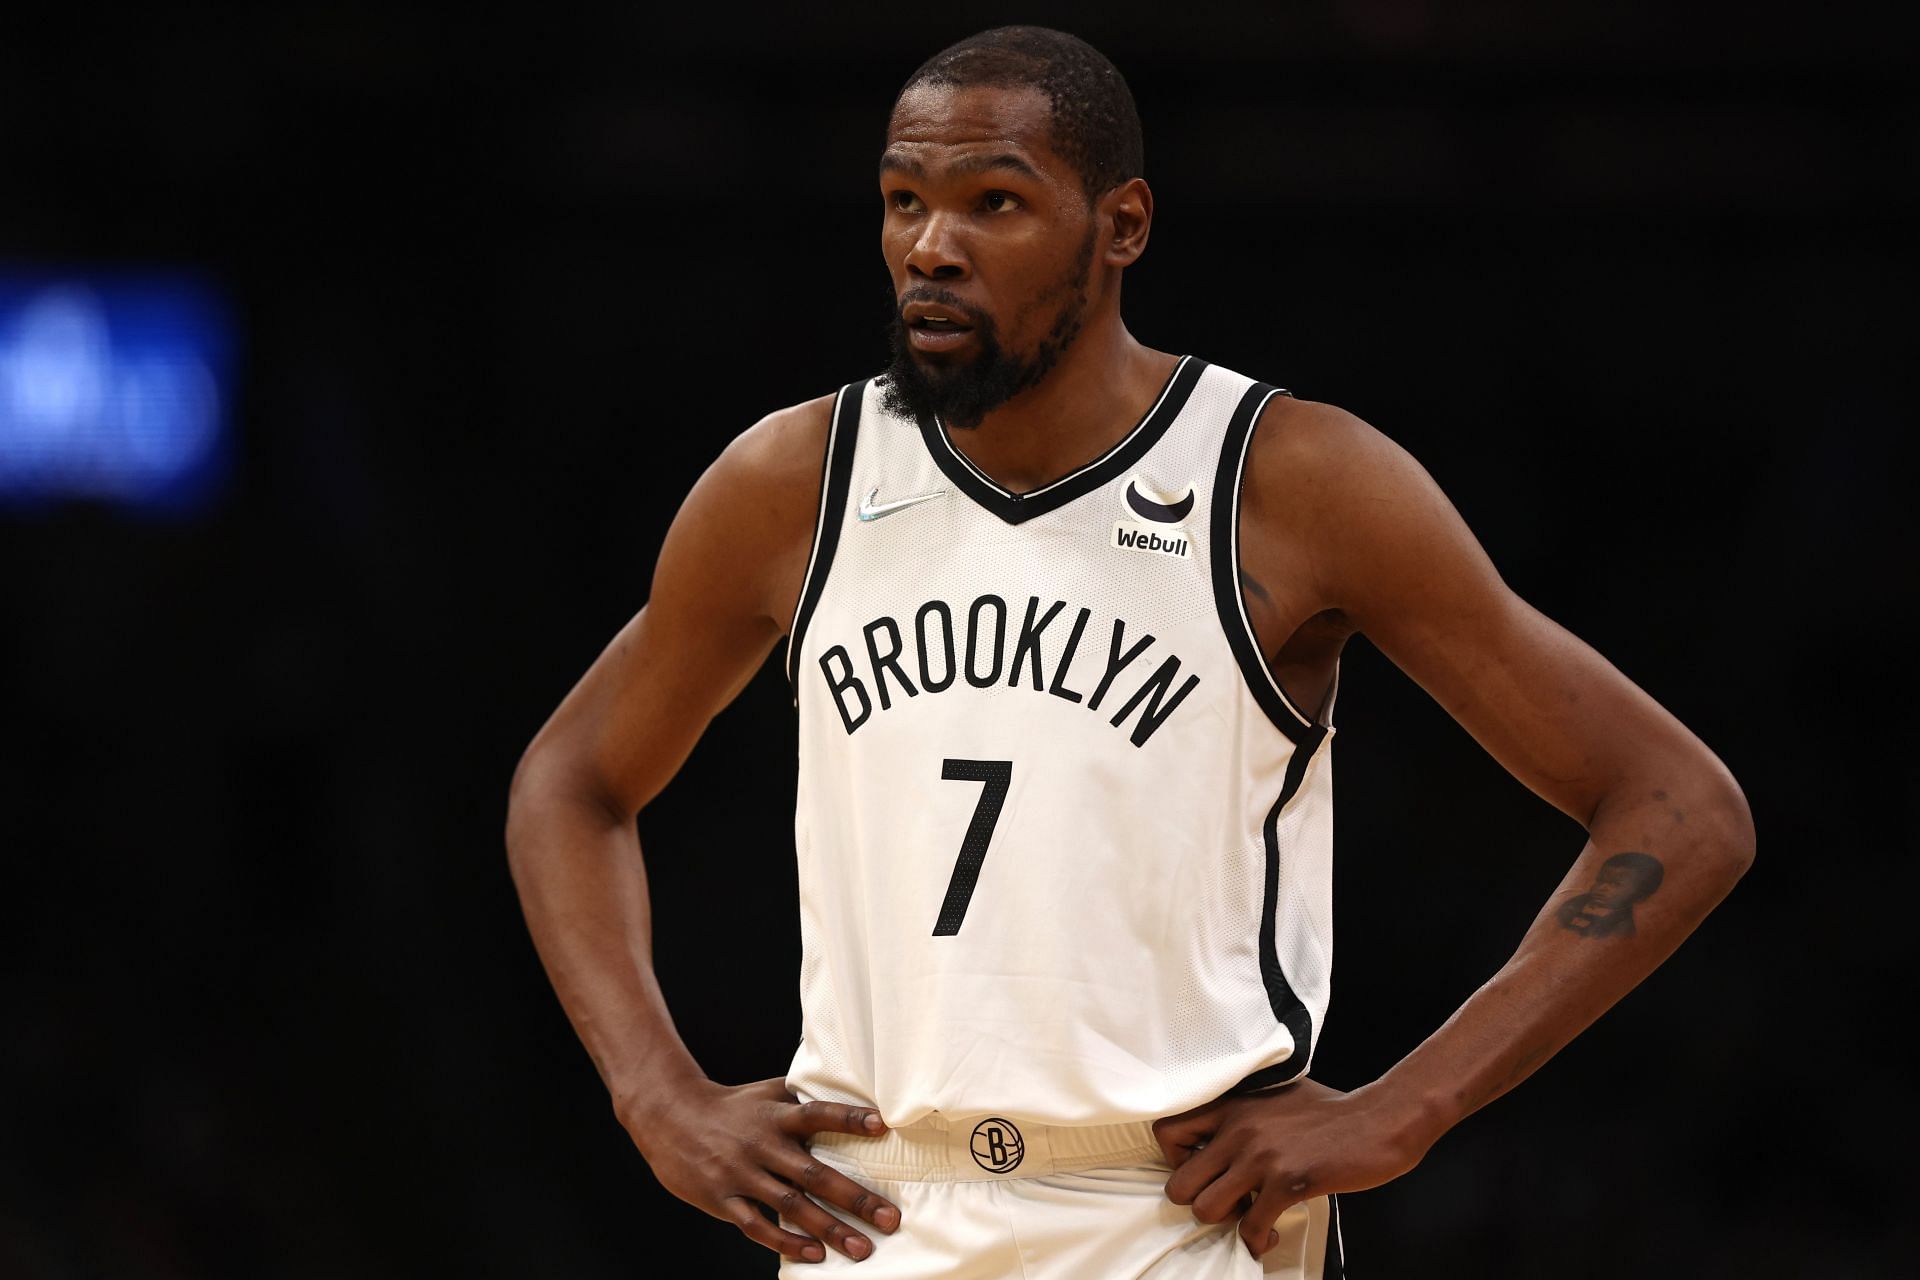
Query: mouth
903 302 978 353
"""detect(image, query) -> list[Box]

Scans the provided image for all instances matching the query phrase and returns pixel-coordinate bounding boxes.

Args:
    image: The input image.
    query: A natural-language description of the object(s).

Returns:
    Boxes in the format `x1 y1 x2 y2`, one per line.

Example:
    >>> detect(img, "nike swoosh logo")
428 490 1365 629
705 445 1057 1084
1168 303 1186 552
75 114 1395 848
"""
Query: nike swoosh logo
858 486 949 522
1124 479 1195 524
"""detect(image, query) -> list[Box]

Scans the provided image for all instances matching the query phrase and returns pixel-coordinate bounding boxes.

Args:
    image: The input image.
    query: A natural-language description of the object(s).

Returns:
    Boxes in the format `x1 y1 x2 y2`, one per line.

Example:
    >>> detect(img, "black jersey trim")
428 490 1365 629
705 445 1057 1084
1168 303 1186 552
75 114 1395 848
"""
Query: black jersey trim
1230 724 1330 1095
1209 380 1323 746
785 380 866 700
916 355 1205 526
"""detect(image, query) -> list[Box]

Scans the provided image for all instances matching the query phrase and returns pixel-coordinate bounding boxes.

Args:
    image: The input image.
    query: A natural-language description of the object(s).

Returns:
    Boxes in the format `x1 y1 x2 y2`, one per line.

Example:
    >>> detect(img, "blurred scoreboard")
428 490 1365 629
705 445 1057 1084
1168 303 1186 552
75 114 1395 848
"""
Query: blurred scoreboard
0 273 234 515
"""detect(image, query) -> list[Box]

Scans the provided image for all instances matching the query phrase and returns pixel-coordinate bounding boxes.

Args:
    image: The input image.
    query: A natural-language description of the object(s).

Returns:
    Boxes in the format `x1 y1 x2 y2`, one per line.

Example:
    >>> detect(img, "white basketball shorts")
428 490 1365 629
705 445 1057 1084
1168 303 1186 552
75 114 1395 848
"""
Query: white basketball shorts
777 1112 1344 1279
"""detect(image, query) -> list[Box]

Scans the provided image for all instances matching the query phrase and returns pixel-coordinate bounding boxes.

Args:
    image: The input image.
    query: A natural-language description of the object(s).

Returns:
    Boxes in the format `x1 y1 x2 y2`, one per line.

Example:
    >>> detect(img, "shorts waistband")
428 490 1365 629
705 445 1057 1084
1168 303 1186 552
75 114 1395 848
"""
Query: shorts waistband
810 1113 1166 1183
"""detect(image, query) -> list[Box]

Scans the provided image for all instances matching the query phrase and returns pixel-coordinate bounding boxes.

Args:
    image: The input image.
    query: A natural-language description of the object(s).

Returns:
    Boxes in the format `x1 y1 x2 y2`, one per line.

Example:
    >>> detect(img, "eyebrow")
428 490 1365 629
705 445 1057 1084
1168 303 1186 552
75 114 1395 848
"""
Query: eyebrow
878 151 1044 184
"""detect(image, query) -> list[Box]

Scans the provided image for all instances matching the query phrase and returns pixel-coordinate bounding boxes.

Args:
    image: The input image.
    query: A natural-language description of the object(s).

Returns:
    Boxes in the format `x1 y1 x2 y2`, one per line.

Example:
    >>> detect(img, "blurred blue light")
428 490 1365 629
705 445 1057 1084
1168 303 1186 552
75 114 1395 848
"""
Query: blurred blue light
0 273 234 515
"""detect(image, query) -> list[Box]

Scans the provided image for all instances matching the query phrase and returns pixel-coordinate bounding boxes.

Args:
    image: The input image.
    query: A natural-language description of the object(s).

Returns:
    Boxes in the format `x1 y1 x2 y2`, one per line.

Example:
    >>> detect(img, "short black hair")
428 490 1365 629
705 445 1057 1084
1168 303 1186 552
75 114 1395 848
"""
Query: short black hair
893 26 1144 203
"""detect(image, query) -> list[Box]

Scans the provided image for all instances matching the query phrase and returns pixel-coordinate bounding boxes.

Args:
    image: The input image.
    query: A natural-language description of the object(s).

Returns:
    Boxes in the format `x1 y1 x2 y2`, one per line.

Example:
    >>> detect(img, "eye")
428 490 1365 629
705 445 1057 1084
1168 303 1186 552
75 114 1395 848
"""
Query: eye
889 190 924 213
982 191 1021 213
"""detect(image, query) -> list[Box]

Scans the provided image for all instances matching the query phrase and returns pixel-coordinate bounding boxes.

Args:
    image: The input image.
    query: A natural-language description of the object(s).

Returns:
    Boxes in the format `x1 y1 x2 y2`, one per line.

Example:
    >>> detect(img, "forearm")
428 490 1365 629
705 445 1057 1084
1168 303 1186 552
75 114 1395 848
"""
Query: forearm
505 757 707 1121
1369 769 1756 1150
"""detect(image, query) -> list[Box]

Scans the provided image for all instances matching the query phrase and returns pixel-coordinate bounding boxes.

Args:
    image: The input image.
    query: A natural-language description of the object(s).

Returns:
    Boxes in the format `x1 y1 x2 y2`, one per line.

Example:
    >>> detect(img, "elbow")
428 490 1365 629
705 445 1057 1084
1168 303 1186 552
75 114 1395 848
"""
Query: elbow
506 735 551 817
1723 778 1757 876
504 741 550 871
1697 760 1757 886
504 736 577 872
504 735 634 872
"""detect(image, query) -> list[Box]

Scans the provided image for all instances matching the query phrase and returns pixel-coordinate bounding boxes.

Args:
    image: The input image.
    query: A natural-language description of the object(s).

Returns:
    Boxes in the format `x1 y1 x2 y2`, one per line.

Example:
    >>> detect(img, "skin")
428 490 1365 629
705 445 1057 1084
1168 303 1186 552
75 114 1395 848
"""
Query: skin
504 81 1756 1265
1576 863 1645 923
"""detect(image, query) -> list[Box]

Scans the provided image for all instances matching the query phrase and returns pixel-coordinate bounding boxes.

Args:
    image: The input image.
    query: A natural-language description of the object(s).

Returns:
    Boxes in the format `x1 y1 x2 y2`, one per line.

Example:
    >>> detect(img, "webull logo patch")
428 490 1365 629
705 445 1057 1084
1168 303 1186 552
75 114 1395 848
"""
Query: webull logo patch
1112 521 1191 559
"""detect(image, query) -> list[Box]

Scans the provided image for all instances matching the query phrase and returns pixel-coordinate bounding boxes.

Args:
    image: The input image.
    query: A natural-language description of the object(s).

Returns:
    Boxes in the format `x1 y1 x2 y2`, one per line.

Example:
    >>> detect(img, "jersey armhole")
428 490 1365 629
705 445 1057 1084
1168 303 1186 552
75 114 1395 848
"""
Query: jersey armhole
784 379 866 701
1207 381 1334 744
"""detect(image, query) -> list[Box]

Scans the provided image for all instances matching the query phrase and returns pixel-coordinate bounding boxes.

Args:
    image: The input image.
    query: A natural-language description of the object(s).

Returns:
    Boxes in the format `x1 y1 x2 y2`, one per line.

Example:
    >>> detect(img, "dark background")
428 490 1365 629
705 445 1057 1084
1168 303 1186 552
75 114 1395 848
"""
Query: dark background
3 3 1913 1276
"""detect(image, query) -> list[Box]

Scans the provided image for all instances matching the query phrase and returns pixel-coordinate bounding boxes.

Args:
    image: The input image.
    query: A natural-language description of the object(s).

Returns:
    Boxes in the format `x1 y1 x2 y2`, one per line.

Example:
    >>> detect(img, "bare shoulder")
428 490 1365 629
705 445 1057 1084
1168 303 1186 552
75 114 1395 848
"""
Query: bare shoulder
711 390 838 505
1240 392 1496 622
655 390 839 631
1244 394 1423 513
1243 393 1466 542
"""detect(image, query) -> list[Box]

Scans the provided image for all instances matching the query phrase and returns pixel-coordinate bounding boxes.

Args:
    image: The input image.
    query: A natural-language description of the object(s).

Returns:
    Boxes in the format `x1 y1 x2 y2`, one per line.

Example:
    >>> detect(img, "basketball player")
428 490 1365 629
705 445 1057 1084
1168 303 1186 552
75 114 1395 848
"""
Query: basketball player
504 26 1754 1278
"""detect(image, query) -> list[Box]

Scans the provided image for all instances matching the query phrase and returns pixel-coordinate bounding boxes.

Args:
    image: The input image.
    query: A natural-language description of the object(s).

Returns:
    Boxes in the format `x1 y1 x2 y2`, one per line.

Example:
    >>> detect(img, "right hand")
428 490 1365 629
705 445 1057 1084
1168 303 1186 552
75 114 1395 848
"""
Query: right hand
623 1076 902 1264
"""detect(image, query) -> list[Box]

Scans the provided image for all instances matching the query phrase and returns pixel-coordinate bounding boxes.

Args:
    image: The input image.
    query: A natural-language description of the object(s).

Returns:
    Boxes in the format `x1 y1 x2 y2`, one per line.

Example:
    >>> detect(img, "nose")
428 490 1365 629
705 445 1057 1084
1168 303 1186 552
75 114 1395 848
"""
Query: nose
904 213 968 281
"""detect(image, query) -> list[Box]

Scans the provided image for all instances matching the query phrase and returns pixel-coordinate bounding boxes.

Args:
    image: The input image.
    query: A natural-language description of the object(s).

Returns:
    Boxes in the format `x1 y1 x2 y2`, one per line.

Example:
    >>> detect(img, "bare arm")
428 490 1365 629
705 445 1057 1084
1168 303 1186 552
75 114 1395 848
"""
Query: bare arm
1157 398 1755 1256
504 394 898 1264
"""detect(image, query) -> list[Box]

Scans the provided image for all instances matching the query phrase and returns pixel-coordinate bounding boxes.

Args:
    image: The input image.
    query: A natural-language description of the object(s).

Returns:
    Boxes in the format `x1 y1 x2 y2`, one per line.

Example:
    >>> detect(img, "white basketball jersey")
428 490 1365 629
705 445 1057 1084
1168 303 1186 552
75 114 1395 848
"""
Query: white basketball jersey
784 355 1338 1129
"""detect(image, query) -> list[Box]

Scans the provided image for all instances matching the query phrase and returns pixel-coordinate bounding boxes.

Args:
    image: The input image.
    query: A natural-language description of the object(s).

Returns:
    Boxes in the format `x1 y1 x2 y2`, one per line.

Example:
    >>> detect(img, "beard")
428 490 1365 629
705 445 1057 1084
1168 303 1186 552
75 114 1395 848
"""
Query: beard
878 225 1095 431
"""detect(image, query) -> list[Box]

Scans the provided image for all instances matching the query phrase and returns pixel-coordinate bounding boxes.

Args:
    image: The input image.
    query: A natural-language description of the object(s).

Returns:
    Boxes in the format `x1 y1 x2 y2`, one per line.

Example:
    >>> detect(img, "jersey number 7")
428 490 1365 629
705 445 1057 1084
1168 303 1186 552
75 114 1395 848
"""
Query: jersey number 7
933 758 1012 936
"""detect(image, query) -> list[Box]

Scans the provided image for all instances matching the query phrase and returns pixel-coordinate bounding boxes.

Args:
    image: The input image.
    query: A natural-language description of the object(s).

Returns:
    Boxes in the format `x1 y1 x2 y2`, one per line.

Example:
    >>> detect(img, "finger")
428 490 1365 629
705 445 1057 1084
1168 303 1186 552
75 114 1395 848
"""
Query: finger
1189 1161 1262 1227
1163 1140 1234 1207
720 1196 825 1263
771 1149 902 1234
1151 1101 1226 1158
1239 1179 1309 1259
1152 1120 1214 1169
755 1175 876 1262
785 1099 888 1138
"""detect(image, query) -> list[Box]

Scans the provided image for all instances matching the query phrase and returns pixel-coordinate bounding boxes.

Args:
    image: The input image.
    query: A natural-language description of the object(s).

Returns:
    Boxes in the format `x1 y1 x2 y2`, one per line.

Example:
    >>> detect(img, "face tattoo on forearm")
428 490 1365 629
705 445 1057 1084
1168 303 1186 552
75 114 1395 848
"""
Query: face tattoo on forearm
1555 852 1666 939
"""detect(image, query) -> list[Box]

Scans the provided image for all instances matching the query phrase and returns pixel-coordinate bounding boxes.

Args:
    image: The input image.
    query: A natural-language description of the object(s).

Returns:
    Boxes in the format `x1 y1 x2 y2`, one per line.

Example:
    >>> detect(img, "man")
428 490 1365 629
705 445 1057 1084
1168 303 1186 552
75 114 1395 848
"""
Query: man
504 25 1753 1278
1555 851 1667 939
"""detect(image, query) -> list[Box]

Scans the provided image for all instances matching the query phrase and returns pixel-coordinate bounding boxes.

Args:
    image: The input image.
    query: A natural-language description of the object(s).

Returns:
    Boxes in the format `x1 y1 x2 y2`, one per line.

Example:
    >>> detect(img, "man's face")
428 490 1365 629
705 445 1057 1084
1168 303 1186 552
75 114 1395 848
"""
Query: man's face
1588 863 1643 911
877 82 1099 430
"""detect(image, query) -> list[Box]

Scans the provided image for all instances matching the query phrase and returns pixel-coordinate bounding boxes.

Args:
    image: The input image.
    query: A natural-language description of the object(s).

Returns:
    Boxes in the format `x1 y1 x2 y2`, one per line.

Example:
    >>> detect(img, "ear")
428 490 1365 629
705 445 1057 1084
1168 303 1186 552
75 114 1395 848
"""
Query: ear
1100 176 1153 268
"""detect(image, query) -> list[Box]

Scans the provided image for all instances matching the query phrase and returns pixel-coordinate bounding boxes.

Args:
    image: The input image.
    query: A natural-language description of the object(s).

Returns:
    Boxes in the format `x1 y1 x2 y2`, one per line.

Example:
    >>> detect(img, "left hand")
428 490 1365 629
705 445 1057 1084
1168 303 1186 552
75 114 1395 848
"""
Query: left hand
1152 1077 1431 1260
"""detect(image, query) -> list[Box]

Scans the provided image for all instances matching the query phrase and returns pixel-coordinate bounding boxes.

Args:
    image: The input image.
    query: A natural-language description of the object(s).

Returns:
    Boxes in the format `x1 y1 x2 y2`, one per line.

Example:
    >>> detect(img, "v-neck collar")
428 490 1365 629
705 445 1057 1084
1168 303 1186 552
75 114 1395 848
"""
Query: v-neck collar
917 355 1205 526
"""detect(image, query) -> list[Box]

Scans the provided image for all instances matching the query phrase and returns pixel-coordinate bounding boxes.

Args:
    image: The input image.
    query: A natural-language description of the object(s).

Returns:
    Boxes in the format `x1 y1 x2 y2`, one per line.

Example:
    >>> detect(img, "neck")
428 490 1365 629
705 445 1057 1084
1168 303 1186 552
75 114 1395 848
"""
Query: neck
941 317 1179 495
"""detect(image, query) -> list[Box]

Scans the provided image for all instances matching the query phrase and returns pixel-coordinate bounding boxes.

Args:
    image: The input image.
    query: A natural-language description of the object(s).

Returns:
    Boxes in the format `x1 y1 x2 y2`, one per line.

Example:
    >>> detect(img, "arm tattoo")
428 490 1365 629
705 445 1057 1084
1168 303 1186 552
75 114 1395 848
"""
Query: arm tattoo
1555 851 1665 939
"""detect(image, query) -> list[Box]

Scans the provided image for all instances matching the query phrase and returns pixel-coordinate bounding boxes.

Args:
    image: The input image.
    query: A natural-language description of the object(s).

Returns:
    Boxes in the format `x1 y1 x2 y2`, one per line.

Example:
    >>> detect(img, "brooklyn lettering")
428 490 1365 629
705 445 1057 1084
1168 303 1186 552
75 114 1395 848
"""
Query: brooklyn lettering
816 594 1200 747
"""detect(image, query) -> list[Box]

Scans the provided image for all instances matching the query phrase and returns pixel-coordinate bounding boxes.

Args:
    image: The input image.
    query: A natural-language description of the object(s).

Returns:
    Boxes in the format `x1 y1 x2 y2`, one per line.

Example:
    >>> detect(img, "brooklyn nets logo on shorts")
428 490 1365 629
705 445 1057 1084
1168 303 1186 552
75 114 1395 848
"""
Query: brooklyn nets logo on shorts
969 1117 1024 1173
